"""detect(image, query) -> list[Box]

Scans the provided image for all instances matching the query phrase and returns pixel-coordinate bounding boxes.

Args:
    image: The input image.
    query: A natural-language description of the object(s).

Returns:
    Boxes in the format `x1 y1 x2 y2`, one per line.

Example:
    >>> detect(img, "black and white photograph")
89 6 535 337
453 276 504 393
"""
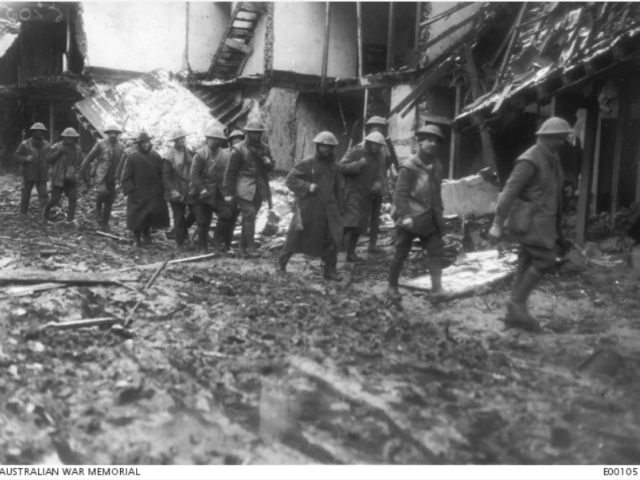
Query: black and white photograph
1 0 640 473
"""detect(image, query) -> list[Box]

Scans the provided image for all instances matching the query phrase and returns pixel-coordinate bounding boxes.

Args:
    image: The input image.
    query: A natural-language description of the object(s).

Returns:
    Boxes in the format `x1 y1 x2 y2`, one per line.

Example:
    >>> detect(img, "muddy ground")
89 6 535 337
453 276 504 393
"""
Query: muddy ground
1 173 640 465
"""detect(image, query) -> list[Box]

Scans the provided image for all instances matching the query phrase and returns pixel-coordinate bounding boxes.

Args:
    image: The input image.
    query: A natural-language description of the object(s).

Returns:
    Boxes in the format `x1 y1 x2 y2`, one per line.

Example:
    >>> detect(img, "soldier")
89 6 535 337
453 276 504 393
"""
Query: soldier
79 124 126 232
163 128 195 247
121 132 170 247
15 123 50 217
42 128 82 222
338 131 385 262
489 117 572 332
224 130 245 251
276 132 343 281
223 119 274 258
363 116 397 254
387 125 451 303
190 126 233 251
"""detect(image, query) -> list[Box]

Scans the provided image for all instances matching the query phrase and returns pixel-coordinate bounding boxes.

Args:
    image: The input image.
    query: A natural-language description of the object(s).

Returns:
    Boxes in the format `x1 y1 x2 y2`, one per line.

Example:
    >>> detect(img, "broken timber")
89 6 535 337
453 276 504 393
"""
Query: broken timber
0 271 135 286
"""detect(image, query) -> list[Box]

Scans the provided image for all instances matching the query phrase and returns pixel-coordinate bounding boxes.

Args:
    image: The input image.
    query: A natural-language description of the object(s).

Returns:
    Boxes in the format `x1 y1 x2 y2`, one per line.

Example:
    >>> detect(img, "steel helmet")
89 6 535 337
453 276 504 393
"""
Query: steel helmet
416 124 445 141
243 119 267 132
535 117 573 136
30 122 48 132
228 130 244 139
313 131 339 146
104 124 122 134
204 126 226 140
61 127 79 138
364 131 386 146
169 128 188 141
365 116 387 127
134 131 153 143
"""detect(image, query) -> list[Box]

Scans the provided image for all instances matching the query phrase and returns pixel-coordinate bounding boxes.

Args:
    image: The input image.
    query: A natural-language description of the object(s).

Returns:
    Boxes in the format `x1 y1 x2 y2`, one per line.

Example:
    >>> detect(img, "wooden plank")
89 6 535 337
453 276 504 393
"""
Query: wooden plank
413 2 421 69
321 2 331 89
610 75 632 227
421 11 480 52
0 271 135 285
207 2 244 79
387 2 396 71
576 106 599 246
419 2 476 28
494 2 528 90
423 114 452 125
357 2 363 78
224 38 253 55
449 85 462 179
590 113 604 215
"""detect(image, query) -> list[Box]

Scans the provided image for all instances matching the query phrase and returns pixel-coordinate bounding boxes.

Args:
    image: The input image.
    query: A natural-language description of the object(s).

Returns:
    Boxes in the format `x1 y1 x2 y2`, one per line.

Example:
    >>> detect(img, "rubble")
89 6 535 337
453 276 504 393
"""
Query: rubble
441 173 500 217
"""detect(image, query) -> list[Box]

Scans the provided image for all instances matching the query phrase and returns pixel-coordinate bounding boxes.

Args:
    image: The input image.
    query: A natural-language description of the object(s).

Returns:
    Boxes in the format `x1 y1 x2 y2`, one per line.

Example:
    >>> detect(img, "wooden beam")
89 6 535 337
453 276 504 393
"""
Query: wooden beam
357 2 363 78
494 2 527 90
449 85 462 179
49 100 54 144
422 11 480 52
423 114 452 126
590 114 604 215
207 2 244 79
224 38 253 55
321 2 331 89
387 2 396 71
413 2 421 69
576 106 598 246
420 2 477 28
611 76 632 227
464 42 497 172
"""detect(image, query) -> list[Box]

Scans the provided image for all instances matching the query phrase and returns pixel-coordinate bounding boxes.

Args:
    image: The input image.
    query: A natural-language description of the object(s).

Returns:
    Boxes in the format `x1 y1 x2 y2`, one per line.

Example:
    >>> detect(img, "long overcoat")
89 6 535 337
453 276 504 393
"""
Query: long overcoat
338 144 384 233
190 146 229 207
283 152 343 257
15 138 50 181
46 142 83 187
121 149 170 231
162 147 194 204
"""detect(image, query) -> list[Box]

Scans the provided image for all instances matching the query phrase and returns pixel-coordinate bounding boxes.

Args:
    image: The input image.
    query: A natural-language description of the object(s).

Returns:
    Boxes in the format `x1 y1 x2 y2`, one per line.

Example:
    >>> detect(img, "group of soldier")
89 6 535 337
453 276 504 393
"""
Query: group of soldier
13 113 574 331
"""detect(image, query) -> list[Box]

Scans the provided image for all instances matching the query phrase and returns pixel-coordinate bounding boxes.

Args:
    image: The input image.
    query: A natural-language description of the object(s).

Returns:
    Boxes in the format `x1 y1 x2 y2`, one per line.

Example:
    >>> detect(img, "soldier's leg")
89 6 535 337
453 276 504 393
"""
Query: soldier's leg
170 202 185 246
184 205 196 241
322 223 340 281
95 183 109 226
65 181 78 221
101 182 117 232
387 227 415 301
368 195 384 254
423 232 451 301
42 186 63 221
36 181 49 212
346 227 362 262
194 202 212 250
212 201 232 251
225 202 240 250
20 179 35 215
237 197 259 258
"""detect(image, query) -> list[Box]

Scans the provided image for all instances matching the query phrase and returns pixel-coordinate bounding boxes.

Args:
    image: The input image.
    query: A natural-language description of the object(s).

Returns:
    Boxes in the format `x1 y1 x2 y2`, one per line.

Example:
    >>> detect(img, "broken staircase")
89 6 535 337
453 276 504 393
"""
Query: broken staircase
207 2 267 80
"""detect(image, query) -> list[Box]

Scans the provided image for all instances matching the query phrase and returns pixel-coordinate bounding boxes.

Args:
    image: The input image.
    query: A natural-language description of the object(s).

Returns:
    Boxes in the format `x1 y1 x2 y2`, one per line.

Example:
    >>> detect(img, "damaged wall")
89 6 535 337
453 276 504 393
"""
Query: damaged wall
82 2 227 73
241 9 267 77
263 87 298 171
388 84 417 162
271 2 357 78
423 2 482 65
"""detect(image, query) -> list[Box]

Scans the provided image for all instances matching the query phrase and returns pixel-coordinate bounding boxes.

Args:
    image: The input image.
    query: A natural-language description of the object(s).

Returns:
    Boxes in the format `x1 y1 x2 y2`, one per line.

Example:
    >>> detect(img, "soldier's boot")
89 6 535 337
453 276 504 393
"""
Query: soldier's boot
387 258 404 302
133 230 142 248
368 223 385 255
142 227 152 244
346 232 363 262
276 249 293 274
244 220 260 258
505 266 543 332
67 199 77 222
95 200 103 226
196 224 208 251
212 218 229 251
430 257 454 302
102 204 112 233
323 249 341 281
42 199 55 222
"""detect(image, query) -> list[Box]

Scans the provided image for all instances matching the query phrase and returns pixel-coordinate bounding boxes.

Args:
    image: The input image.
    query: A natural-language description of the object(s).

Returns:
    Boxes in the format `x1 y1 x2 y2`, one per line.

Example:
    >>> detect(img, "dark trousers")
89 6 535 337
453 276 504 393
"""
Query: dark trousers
369 195 383 246
280 219 337 274
97 181 117 209
227 201 240 249
237 195 263 250
393 227 445 262
517 243 557 274
45 181 78 220
170 202 196 245
20 179 48 215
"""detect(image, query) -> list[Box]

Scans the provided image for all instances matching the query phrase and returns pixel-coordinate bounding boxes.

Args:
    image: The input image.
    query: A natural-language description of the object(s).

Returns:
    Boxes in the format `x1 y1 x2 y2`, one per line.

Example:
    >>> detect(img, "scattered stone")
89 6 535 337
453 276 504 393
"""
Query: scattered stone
550 426 573 449
578 348 625 376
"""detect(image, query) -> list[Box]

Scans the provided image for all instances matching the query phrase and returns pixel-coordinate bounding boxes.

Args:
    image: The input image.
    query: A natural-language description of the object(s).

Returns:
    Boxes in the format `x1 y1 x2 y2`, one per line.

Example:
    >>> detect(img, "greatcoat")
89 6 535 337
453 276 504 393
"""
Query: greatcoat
15 138 50 181
163 147 194 204
45 141 83 187
190 146 229 207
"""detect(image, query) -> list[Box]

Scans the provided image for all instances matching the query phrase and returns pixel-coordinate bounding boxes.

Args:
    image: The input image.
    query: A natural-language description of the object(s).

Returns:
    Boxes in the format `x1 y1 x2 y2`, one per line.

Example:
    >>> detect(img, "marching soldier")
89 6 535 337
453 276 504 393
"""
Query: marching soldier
42 128 82 222
223 130 246 251
190 126 232 251
489 117 572 331
223 119 274 258
79 124 126 232
387 125 451 303
121 132 170 247
276 131 343 281
163 128 195 247
15 123 50 217
338 131 386 262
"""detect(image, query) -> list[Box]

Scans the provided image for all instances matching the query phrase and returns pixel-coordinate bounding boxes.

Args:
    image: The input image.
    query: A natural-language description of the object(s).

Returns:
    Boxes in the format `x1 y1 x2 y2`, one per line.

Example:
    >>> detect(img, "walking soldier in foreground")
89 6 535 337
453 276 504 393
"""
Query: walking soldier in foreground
15 122 50 217
163 128 195 247
42 128 82 222
489 117 571 331
79 124 126 232
121 132 170 247
387 125 451 303
276 131 343 281
190 126 232 251
338 131 386 262
223 119 274 258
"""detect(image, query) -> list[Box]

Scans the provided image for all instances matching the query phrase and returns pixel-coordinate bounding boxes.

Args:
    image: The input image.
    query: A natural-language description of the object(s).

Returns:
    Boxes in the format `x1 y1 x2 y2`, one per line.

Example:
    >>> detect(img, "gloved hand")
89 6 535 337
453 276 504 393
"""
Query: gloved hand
371 184 382 197
224 196 233 203
26 155 33 163
263 156 272 166
488 224 502 243
358 158 368 169
401 217 413 229
309 183 318 193
170 190 182 201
